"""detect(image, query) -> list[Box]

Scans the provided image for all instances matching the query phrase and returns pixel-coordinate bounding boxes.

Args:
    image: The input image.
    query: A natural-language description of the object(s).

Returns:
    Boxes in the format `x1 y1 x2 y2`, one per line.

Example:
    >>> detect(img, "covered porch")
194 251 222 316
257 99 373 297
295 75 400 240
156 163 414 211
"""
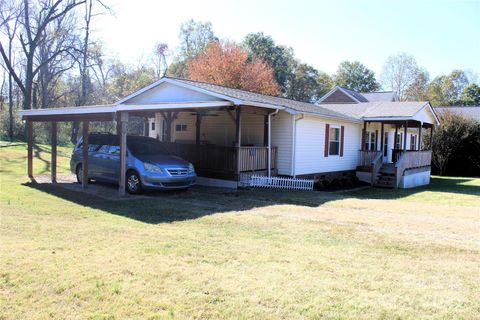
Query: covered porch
20 101 280 196
357 119 435 188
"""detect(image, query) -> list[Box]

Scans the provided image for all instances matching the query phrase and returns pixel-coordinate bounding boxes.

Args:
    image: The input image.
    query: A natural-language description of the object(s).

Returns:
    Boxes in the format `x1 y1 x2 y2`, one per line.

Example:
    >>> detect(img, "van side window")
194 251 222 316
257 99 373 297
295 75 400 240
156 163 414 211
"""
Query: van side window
108 145 120 154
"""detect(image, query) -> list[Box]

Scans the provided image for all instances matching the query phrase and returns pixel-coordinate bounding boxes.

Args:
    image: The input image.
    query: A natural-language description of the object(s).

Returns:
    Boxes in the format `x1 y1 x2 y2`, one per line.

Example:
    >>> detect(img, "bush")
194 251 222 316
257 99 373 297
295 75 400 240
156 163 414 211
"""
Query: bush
432 112 480 177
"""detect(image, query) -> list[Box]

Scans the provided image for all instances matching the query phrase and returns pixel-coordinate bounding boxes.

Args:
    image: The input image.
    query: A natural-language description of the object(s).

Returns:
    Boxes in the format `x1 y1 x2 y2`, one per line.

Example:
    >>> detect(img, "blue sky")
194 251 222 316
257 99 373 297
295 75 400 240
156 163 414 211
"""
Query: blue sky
95 0 480 81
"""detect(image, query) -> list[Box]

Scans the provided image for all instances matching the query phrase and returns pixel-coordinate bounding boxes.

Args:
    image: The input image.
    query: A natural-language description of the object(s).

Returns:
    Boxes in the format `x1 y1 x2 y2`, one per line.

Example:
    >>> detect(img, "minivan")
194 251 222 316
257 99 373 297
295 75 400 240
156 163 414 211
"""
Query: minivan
70 133 196 193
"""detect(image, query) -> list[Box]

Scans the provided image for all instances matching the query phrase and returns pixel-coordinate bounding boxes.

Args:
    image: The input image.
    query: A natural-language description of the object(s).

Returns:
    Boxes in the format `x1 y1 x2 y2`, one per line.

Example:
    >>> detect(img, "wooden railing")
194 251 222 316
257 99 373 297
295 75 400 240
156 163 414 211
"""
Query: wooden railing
371 152 383 186
238 147 277 172
359 150 382 167
392 149 404 163
159 142 277 176
394 150 432 187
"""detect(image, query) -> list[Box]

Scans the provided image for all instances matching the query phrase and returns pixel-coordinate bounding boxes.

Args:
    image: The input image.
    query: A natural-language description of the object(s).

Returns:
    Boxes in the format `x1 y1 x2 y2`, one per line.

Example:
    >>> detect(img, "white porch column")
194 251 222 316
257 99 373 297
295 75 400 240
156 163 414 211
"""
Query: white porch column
118 112 128 197
267 113 272 177
418 122 423 151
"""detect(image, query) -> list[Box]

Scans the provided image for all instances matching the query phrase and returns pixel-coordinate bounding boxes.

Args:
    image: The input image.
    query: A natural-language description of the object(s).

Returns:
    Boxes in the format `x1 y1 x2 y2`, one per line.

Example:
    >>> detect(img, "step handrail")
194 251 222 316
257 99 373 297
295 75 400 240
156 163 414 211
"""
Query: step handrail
371 152 383 186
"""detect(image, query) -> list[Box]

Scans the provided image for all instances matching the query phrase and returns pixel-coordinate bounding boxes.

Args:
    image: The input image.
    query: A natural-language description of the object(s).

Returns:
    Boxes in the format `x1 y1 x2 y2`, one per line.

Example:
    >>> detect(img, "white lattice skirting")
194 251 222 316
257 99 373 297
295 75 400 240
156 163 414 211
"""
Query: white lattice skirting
247 175 314 191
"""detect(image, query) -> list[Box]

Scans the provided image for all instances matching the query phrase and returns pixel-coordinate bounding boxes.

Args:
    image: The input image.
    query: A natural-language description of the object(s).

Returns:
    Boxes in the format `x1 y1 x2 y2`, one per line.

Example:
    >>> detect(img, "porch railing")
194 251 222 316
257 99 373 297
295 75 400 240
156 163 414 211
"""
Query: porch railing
238 147 277 172
359 150 382 167
394 150 432 187
159 142 277 177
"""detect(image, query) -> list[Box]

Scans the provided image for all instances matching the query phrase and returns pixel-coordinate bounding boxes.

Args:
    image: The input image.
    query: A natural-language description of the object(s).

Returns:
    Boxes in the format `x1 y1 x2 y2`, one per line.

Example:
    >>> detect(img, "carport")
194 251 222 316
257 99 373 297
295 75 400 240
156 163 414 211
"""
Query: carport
19 100 278 196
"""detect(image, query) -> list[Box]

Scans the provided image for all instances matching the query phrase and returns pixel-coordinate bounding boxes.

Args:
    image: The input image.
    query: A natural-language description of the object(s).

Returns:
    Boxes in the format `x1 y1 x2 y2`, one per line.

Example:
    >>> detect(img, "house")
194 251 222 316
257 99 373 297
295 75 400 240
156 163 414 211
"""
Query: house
433 106 480 122
19 78 439 195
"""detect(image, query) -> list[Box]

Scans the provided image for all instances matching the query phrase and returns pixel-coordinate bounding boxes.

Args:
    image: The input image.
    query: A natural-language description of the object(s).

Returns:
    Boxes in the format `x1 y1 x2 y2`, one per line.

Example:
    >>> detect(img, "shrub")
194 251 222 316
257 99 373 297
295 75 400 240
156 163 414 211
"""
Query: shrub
431 111 480 177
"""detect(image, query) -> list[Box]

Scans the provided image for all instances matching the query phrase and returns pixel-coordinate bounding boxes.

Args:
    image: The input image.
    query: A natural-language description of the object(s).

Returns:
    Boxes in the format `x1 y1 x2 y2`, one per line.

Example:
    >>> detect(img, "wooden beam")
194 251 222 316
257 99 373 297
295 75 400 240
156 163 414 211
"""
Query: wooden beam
394 126 398 149
82 121 89 189
51 121 57 183
235 107 242 147
380 122 384 153
403 121 408 151
195 113 202 145
27 120 33 181
263 115 268 147
239 105 273 116
418 122 423 151
118 112 128 196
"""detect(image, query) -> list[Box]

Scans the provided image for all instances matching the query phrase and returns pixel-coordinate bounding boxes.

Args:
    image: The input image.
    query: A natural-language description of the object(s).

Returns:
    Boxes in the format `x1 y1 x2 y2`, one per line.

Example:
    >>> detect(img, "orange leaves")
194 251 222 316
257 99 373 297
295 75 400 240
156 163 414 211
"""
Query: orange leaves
187 41 279 96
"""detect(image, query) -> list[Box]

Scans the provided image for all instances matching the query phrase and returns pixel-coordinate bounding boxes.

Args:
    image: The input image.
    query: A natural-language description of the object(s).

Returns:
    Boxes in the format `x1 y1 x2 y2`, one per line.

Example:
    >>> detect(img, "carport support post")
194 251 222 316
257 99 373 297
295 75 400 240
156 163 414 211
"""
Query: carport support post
82 121 89 189
118 112 128 197
27 120 33 180
195 112 201 145
51 121 57 183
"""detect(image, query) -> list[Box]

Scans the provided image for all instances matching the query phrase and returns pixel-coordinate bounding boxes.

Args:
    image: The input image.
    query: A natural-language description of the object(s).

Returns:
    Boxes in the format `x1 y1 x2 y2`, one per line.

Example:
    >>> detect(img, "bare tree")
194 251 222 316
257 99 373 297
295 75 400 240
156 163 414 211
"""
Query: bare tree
380 53 420 101
0 0 22 139
70 0 110 143
0 0 85 111
152 42 168 79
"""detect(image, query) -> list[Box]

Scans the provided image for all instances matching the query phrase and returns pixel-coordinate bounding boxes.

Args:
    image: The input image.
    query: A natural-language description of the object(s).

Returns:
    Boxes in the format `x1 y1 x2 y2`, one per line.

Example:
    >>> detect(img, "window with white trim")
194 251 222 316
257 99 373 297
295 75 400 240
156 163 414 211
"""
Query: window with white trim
329 126 340 156
364 131 376 151
175 124 187 132
410 135 416 150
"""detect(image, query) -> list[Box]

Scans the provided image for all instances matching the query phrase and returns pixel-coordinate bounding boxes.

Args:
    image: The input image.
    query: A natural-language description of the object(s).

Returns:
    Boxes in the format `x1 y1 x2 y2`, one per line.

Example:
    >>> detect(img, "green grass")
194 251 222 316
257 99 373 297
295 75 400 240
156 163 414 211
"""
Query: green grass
1 141 479 319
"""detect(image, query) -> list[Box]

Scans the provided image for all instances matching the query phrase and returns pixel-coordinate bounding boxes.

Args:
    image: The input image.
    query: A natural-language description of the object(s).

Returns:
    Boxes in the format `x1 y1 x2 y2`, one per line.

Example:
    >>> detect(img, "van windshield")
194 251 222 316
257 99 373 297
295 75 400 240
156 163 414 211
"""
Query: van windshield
128 138 167 156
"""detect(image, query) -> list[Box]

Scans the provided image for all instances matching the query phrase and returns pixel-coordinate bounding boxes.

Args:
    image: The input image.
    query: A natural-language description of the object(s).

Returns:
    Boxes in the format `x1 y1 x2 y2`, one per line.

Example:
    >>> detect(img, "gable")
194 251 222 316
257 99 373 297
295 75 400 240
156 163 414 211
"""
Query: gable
320 90 358 104
413 105 438 125
123 82 227 104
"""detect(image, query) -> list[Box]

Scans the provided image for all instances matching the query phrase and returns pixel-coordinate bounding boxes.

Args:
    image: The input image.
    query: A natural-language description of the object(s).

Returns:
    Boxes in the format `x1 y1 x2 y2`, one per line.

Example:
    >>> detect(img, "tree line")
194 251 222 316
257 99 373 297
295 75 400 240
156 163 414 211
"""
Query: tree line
1 8 479 145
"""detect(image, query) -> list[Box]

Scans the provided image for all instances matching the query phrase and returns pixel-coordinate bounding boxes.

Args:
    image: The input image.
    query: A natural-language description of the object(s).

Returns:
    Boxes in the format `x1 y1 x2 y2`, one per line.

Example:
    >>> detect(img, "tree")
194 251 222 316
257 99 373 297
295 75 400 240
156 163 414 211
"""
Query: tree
0 0 22 139
381 53 420 101
0 0 86 110
459 83 480 105
243 32 295 94
187 41 279 95
426 70 470 106
405 69 430 101
285 63 333 102
168 19 217 77
152 42 168 79
432 111 480 176
334 61 379 92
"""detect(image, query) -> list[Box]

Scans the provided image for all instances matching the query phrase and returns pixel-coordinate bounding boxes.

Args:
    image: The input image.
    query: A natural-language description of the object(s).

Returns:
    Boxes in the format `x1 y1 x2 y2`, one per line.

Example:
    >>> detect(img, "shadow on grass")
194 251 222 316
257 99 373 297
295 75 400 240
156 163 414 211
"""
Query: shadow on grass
23 175 479 225
24 180 338 224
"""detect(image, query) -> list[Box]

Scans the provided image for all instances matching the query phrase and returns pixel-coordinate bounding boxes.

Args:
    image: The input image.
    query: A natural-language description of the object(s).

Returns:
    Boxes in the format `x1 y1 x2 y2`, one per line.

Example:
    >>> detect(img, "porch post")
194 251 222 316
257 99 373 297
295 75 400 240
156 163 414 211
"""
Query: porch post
27 120 33 181
118 112 128 197
380 122 384 154
195 113 201 145
267 113 272 177
429 125 434 150
394 125 398 149
51 121 57 183
418 122 423 151
235 107 242 174
82 120 89 189
144 117 149 137
403 121 408 151
263 115 268 146
361 121 367 151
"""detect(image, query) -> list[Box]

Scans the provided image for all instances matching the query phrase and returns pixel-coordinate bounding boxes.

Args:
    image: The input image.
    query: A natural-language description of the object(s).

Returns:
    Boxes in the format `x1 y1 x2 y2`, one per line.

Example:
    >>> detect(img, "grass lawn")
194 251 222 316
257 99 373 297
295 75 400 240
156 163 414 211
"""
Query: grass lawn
0 141 479 319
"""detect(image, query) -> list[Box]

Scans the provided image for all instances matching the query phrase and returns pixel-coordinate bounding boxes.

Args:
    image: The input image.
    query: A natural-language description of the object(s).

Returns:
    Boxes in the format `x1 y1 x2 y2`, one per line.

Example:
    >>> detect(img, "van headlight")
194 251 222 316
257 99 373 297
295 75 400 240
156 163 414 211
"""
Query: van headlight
188 163 195 173
143 162 164 173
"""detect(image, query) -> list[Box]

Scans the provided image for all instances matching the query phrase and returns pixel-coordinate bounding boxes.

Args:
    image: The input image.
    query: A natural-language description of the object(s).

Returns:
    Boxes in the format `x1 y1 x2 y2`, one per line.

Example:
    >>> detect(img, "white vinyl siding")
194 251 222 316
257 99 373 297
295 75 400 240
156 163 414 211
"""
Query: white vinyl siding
294 115 362 175
271 111 293 175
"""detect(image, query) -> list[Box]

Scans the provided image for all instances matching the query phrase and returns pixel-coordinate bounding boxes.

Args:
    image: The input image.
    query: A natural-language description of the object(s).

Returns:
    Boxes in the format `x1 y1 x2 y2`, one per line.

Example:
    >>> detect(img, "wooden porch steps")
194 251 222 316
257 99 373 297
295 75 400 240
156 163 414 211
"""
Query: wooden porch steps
374 163 396 188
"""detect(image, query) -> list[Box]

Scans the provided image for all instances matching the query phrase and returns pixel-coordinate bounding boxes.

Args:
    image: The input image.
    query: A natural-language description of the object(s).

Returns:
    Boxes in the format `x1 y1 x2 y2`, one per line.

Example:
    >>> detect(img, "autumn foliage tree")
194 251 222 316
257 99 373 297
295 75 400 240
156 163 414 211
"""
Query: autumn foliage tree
187 41 279 95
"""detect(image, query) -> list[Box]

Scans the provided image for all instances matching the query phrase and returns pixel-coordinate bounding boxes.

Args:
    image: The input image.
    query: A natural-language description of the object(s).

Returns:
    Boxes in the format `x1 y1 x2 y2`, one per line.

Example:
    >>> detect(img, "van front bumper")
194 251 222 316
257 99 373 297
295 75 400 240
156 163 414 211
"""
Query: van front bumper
140 173 197 189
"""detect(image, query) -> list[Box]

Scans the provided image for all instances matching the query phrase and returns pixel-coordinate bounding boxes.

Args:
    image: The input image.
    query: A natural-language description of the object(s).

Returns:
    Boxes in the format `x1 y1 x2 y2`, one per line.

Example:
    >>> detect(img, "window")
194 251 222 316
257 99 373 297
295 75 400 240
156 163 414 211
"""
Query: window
329 127 340 156
410 135 416 150
364 131 376 151
175 124 187 132
151 122 155 131
395 133 401 149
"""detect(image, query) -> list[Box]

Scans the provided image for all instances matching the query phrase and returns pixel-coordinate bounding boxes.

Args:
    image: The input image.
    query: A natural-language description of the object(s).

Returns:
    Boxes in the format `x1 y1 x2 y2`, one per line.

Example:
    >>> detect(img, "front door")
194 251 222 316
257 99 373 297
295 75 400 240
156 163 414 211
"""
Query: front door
383 132 389 162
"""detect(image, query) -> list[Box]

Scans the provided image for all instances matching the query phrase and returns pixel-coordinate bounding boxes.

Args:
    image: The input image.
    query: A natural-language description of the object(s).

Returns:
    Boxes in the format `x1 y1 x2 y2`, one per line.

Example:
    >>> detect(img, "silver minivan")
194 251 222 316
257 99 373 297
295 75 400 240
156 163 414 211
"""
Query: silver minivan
70 133 196 194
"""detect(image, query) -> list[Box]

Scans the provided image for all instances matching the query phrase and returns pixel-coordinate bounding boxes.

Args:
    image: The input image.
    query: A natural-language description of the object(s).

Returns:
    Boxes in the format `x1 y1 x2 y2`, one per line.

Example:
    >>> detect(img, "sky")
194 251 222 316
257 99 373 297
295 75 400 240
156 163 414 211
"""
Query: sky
94 0 480 81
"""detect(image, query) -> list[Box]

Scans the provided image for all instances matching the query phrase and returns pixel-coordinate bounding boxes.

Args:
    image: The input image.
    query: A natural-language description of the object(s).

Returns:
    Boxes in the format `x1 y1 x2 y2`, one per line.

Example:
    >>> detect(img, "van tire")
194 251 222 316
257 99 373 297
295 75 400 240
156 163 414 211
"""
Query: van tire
76 164 91 184
126 170 143 194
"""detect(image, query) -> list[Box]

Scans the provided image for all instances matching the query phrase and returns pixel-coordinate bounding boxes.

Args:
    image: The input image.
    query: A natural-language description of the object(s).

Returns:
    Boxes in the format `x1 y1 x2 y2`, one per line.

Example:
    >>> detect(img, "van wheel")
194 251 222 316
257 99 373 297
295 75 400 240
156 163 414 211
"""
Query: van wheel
126 171 142 194
76 164 90 184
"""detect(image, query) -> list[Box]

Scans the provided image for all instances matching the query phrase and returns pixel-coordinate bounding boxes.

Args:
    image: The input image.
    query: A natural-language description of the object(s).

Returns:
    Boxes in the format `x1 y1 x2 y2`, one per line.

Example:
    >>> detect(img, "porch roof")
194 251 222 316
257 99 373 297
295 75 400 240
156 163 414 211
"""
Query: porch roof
319 101 439 124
